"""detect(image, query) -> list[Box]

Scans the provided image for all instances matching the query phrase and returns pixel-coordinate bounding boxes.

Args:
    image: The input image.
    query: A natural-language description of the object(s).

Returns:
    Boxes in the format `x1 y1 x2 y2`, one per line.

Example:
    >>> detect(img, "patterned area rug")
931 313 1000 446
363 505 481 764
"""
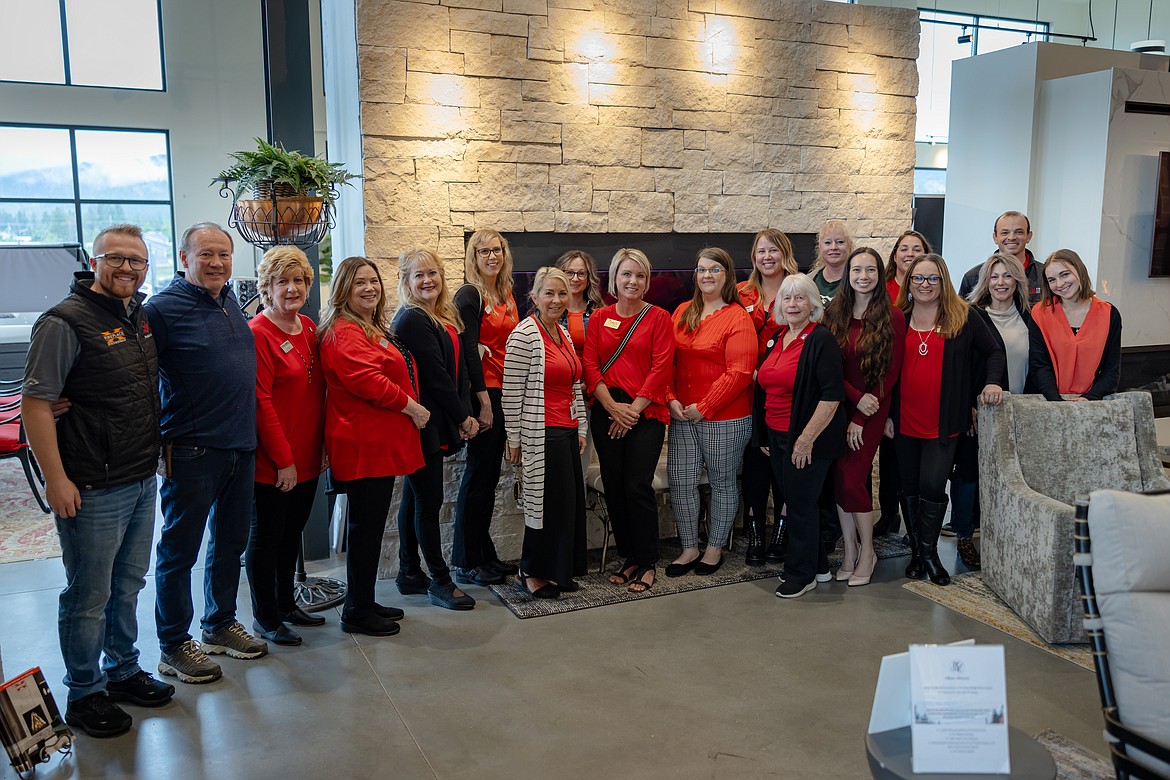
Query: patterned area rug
902 572 1093 671
1034 730 1113 780
0 459 59 564
490 533 910 619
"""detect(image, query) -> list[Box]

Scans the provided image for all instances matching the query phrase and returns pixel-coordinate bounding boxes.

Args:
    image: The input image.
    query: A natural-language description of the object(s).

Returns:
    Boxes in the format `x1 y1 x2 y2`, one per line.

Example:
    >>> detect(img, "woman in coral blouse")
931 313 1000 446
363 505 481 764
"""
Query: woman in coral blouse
822 247 905 587
502 267 588 599
246 246 326 646
664 247 757 576
452 229 521 587
583 248 674 594
738 229 799 566
320 256 429 637
1029 249 1122 402
392 247 479 611
892 254 1004 587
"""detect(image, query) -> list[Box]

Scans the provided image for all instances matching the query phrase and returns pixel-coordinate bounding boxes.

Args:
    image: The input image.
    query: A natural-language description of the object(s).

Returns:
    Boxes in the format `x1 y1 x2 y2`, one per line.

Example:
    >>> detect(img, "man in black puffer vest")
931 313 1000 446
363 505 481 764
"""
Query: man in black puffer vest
23 224 173 739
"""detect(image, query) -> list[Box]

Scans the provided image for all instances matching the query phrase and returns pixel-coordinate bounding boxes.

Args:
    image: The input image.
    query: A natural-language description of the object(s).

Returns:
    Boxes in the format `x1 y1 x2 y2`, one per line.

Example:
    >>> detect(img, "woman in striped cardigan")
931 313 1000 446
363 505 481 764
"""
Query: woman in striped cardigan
502 267 588 599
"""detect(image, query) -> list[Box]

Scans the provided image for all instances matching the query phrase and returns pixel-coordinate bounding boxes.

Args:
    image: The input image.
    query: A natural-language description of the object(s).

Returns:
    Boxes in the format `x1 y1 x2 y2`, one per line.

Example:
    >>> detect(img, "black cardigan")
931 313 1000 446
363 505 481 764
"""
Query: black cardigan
892 309 1006 441
391 306 473 457
1028 302 1122 401
752 324 847 460
453 284 488 397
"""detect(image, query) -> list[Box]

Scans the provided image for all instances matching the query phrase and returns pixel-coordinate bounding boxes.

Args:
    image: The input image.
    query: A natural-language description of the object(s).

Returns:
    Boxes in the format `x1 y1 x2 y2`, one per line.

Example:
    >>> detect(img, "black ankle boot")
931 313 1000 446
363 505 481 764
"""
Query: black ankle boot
917 497 951 586
902 496 925 579
765 519 787 564
745 514 766 566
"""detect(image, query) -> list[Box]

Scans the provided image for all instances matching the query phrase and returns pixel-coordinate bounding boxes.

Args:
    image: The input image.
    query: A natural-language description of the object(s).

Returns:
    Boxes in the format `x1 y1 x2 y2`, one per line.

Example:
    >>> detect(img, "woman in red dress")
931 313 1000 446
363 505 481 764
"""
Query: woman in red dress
320 257 429 636
822 247 905 587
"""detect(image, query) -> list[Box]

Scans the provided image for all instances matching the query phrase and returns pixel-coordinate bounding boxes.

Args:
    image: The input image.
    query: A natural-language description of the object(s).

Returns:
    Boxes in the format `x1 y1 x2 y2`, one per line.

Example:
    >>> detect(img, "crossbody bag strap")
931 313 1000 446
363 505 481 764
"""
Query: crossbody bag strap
601 304 652 375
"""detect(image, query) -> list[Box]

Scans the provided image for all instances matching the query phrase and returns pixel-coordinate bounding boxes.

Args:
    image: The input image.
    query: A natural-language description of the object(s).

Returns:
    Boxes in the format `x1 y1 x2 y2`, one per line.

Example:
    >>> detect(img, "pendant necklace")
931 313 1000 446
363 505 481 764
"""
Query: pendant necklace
289 332 315 383
912 324 935 356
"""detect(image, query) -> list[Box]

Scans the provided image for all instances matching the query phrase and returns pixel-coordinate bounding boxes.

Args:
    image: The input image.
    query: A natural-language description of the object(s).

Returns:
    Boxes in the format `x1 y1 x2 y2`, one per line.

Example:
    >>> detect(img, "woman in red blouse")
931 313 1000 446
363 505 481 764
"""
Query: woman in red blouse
452 230 521 587
892 255 1004 586
320 257 429 636
246 246 326 645
664 248 757 576
822 248 905 587
583 248 674 593
737 229 799 566
502 267 588 598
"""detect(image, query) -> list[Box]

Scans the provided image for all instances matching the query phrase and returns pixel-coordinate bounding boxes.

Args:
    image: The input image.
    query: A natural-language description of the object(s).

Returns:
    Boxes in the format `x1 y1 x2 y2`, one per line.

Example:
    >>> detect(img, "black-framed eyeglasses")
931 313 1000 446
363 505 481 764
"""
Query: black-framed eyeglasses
565 270 589 279
910 274 942 286
476 247 504 258
94 254 149 270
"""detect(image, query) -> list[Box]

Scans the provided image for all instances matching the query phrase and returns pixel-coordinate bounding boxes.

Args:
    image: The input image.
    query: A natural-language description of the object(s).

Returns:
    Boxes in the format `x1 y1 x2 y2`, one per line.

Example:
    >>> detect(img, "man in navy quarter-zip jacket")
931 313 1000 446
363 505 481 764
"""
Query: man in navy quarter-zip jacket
145 222 267 686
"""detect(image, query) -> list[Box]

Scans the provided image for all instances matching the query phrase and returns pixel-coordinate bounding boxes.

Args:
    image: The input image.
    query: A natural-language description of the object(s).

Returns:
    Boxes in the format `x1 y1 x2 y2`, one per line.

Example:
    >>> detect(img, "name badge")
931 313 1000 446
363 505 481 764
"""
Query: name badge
280 340 293 353
745 304 754 312
379 337 390 349
604 318 621 329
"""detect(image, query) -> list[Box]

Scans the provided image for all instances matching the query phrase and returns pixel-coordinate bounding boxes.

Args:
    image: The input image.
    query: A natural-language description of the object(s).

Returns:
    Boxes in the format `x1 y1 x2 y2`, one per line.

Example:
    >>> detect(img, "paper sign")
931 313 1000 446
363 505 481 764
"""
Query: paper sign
868 638 973 735
909 644 1010 774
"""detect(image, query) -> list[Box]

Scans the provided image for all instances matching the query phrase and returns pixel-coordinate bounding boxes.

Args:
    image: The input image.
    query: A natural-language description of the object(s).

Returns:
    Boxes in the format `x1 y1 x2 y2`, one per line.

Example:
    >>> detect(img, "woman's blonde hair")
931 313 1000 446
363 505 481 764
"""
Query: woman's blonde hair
896 253 969 339
257 246 314 308
809 219 855 275
679 247 739 333
320 256 388 343
529 266 571 309
742 228 798 302
464 229 516 314
1039 248 1095 308
607 248 652 297
968 252 1028 312
555 249 603 309
397 246 463 332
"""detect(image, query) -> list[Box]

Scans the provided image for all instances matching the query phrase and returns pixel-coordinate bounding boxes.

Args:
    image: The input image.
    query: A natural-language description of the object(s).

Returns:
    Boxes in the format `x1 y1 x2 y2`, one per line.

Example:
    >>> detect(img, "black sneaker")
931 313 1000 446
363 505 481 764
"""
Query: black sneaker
775 579 816 599
66 692 132 738
106 670 175 708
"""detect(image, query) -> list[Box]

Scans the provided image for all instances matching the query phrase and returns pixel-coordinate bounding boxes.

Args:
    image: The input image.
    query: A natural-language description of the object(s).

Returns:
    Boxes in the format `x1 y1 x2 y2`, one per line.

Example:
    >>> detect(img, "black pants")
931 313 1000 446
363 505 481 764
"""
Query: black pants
878 436 902 516
894 435 959 503
767 429 833 587
741 441 780 530
246 477 320 626
453 388 504 570
336 474 396 620
521 427 587 584
591 402 665 568
398 451 452 586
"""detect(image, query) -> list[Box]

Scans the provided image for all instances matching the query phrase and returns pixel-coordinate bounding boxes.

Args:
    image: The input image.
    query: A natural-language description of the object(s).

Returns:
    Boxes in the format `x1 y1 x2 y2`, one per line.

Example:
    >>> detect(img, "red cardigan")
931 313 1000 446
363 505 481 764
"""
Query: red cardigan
319 318 424 481
250 313 326 485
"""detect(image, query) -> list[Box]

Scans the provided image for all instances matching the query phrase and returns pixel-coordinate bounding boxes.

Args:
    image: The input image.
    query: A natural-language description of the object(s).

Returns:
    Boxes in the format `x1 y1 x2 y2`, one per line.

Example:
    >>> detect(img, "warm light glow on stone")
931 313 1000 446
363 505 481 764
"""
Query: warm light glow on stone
425 74 474 108
706 16 738 74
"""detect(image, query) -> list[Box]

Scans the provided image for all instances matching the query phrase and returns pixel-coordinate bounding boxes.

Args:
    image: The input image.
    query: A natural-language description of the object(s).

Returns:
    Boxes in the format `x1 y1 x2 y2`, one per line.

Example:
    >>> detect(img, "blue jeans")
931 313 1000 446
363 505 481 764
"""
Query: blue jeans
57 477 156 702
155 445 255 652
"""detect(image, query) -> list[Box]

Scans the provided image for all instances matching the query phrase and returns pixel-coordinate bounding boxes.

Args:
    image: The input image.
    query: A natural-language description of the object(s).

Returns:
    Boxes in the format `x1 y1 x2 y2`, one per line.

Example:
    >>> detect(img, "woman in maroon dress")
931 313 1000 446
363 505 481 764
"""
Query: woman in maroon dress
822 247 905 586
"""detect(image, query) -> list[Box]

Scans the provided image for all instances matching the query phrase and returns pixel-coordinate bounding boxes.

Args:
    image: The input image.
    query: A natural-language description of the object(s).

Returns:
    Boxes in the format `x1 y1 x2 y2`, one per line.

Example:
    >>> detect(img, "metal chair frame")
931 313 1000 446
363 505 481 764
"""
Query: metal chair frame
1074 491 1170 780
0 407 51 514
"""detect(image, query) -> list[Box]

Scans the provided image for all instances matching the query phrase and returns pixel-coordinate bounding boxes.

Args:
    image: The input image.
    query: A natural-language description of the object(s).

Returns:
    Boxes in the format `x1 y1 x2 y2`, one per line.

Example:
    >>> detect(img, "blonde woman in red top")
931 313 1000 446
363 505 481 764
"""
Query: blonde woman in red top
246 246 326 646
664 248 757 576
583 248 674 593
452 229 521 587
737 229 799 566
320 257 429 637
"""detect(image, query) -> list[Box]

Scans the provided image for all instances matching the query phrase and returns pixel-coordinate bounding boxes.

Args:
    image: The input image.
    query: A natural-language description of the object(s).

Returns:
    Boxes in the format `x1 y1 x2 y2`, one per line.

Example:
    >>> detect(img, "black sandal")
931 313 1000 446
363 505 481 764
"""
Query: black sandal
608 560 639 586
627 566 655 594
517 572 560 600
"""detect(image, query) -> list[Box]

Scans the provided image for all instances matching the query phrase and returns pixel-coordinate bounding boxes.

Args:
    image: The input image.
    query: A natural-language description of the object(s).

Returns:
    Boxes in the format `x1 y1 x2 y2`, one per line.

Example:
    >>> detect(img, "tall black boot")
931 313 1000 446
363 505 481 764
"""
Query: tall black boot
918 497 951 586
765 518 787 565
903 496 925 580
745 512 766 566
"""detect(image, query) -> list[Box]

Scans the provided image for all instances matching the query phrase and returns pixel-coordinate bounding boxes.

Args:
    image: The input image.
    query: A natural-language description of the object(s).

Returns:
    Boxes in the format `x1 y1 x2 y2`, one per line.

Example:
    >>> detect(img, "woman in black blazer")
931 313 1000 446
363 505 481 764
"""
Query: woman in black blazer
392 247 480 610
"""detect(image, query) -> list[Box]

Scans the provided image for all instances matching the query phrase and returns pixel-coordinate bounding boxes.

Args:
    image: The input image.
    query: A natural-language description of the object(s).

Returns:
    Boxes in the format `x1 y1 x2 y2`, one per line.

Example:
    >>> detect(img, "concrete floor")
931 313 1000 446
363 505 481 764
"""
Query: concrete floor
0 539 1107 780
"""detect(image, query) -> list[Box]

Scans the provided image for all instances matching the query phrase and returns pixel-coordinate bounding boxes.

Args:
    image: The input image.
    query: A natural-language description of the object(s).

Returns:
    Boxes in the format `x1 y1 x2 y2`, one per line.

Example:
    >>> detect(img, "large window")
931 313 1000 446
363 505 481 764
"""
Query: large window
0 0 164 90
916 10 1048 143
0 125 176 296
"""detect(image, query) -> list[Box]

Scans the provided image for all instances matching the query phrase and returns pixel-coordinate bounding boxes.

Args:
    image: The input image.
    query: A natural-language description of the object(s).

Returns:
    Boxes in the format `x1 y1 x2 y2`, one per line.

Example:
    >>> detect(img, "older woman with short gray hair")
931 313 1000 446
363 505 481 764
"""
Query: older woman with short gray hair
754 273 847 599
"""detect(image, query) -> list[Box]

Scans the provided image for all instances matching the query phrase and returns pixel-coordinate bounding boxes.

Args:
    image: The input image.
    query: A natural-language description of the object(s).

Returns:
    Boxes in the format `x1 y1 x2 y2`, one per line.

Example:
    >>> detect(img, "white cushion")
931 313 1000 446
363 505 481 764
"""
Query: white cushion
1088 489 1170 775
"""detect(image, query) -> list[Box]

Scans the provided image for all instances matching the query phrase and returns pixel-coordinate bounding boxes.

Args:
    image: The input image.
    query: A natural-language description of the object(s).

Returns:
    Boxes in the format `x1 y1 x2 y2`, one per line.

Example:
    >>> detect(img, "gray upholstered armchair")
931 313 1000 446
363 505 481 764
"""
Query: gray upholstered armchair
977 392 1170 644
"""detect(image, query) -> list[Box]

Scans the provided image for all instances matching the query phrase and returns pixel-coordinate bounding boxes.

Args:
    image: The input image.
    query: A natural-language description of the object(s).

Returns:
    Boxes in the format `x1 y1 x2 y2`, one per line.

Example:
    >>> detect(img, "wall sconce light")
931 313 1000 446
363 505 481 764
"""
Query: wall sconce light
957 26 972 44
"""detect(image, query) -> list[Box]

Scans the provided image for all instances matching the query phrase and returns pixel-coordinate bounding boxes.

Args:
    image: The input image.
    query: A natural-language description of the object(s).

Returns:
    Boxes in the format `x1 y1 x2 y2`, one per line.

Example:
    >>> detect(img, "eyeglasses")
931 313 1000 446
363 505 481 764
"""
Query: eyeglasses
476 247 504 258
910 274 943 286
565 270 589 279
695 266 724 275
94 254 148 270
